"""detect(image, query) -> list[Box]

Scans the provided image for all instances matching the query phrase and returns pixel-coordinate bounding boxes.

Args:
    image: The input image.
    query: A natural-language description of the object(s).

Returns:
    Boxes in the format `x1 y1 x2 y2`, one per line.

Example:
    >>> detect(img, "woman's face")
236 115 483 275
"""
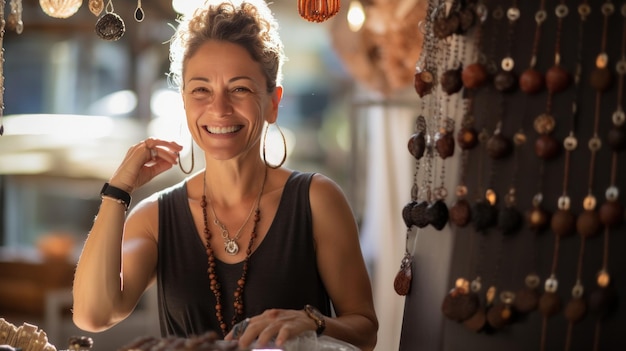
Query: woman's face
182 40 282 163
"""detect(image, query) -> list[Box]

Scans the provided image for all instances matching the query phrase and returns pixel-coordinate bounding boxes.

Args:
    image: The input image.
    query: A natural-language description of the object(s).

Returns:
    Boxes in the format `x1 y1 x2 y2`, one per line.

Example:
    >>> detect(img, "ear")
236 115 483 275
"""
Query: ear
266 86 283 124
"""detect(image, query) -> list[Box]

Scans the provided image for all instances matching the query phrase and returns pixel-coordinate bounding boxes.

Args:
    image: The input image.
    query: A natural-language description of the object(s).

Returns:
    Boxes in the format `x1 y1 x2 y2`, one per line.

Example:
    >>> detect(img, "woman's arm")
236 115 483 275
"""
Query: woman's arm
71 195 159 332
72 138 181 332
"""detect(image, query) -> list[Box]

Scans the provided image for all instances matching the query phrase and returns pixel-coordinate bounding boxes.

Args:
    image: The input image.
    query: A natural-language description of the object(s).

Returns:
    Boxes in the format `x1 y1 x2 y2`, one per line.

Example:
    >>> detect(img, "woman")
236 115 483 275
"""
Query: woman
71 0 378 350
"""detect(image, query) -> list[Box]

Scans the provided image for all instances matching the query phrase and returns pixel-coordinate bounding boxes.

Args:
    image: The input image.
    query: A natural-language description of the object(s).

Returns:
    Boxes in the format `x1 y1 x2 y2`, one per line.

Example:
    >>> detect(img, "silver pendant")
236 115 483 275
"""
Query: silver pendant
225 240 239 255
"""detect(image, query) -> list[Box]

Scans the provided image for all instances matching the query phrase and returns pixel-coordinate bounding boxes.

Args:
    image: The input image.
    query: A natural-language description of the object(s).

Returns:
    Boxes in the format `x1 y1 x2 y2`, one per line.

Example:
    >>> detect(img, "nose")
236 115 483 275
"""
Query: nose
208 91 233 117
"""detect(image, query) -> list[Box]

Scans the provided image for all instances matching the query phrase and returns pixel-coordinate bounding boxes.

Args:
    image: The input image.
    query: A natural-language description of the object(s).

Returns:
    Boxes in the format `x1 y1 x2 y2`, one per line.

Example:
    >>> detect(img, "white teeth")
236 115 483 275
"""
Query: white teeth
206 125 241 134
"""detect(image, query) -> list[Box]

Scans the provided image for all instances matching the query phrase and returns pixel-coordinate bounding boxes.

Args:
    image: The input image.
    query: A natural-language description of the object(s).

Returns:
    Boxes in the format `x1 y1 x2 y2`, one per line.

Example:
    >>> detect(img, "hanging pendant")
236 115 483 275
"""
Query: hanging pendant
89 0 103 16
393 252 413 296
95 1 125 41
297 0 340 23
225 239 240 256
40 0 83 18
134 0 144 22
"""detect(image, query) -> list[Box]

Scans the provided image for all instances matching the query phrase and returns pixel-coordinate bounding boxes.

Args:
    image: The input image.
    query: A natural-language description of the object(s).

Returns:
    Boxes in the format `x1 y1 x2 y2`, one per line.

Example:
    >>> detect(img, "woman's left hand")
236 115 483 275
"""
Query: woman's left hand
224 309 316 348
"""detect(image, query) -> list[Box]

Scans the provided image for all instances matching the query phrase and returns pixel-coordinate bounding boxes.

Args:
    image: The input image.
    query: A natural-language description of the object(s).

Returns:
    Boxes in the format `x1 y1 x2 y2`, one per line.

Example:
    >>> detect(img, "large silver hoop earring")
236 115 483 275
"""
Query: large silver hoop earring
262 122 287 169
179 140 195 174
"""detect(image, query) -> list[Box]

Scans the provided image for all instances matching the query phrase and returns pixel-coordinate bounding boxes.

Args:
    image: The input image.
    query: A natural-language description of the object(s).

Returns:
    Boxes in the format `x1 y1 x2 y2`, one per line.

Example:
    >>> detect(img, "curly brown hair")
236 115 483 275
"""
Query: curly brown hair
168 0 285 93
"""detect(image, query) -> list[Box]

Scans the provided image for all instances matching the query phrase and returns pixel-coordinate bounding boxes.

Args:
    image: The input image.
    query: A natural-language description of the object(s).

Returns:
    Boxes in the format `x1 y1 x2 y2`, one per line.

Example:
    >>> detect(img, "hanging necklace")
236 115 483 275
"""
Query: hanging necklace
201 167 267 336
208 175 265 256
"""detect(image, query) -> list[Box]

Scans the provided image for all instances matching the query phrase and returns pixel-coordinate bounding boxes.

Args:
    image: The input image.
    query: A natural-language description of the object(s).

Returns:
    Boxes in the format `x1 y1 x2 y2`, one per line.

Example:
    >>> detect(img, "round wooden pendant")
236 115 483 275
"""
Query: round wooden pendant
599 200 624 228
519 67 544 94
534 134 561 160
487 303 511 329
545 65 570 94
462 63 489 89
457 127 479 150
487 133 513 160
564 297 587 324
436 133 455 159
588 286 618 318
449 199 472 227
463 308 487 333
442 289 480 322
472 200 498 231
514 287 540 314
526 205 551 232
607 126 626 151
441 67 464 95
576 209 602 238
589 67 613 92
538 291 561 318
494 70 517 93
414 71 435 97
408 132 426 160
550 209 576 237
95 12 126 41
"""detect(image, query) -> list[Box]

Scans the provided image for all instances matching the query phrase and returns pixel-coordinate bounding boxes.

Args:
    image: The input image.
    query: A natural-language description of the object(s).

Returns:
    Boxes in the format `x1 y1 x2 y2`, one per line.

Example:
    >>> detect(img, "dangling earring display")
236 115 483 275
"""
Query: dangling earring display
178 141 195 175
262 122 287 169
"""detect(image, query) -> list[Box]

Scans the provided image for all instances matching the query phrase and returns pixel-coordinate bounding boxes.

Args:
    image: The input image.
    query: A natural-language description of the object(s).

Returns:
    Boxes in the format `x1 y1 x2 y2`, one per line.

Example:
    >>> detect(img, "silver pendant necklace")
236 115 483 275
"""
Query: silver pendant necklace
205 171 266 256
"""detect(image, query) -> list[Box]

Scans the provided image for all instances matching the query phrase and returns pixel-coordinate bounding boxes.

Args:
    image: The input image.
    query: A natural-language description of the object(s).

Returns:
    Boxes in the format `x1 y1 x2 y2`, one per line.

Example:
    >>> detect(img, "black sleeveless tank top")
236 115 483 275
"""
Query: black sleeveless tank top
156 171 331 337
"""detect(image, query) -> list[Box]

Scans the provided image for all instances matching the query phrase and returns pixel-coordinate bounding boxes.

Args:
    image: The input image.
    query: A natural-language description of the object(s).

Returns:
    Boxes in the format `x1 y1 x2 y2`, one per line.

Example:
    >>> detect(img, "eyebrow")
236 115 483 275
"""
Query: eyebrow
186 76 255 85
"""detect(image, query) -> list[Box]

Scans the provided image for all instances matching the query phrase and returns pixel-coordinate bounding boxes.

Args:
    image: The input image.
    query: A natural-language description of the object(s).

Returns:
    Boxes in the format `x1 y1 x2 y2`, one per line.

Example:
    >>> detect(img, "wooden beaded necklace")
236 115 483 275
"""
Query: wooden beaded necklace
201 168 267 336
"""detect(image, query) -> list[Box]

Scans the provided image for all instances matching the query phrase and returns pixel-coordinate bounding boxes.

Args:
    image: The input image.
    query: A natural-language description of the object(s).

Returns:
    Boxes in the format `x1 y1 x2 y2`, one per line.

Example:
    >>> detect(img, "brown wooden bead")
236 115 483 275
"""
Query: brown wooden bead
402 200 417 227
457 127 479 150
576 209 602 238
519 67 544 94
449 198 472 227
599 200 624 228
545 65 570 94
408 132 426 160
462 63 489 89
514 287 540 314
526 206 551 232
487 303 510 329
486 133 513 160
534 134 561 160
472 200 497 231
539 291 561 318
428 200 449 230
588 286 618 318
414 71 434 97
564 297 587 323
441 67 464 95
607 126 626 151
442 289 480 322
463 308 487 333
411 201 430 228
589 67 613 92
551 209 576 237
436 133 455 159
494 70 517 93
433 12 460 39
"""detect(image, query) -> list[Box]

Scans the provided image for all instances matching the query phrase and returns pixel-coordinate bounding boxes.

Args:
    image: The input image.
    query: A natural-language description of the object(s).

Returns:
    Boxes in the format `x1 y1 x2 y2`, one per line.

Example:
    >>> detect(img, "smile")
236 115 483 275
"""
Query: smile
205 125 243 134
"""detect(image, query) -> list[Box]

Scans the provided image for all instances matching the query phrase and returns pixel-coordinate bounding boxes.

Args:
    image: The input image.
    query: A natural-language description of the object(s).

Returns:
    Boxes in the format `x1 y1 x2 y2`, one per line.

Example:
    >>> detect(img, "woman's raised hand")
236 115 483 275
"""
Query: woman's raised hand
108 138 183 193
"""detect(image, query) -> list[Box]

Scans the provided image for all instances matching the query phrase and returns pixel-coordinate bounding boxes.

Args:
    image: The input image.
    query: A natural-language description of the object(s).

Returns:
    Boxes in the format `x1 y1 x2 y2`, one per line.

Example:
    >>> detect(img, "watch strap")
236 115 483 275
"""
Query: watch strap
100 183 131 210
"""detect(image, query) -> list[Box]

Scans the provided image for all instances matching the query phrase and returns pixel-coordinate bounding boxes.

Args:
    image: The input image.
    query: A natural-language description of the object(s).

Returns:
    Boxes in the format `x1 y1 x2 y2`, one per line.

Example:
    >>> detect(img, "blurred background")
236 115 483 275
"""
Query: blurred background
0 0 425 349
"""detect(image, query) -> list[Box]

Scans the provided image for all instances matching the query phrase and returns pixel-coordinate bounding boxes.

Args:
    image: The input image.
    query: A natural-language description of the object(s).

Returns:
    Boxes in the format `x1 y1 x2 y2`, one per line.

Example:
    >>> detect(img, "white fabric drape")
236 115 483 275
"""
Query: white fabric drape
358 92 417 351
